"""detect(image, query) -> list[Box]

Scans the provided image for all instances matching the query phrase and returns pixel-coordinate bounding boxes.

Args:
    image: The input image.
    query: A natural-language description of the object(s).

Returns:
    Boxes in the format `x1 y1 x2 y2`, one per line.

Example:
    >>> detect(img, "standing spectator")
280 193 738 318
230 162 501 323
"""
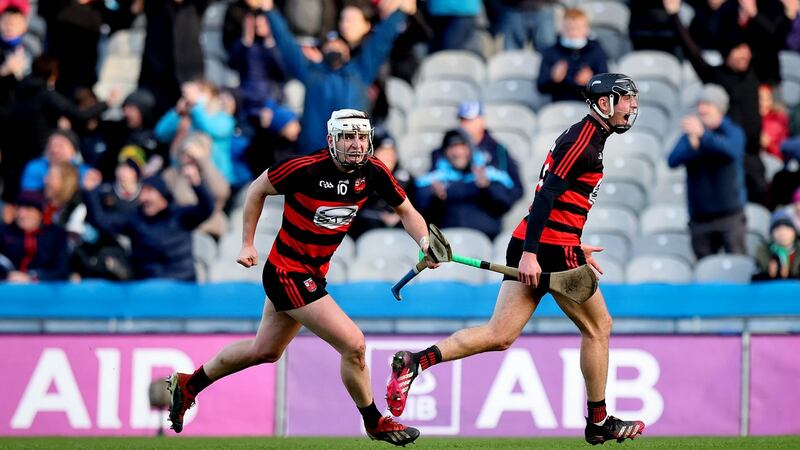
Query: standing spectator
666 0 766 204
245 99 300 175
163 132 230 239
39 0 141 96
753 216 800 280
426 0 481 53
628 0 682 56
0 6 29 103
264 0 414 152
760 84 789 160
155 79 236 185
668 84 748 259
498 0 557 52
139 0 208 118
537 8 608 102
20 129 96 192
83 172 214 281
416 129 517 239
0 191 69 282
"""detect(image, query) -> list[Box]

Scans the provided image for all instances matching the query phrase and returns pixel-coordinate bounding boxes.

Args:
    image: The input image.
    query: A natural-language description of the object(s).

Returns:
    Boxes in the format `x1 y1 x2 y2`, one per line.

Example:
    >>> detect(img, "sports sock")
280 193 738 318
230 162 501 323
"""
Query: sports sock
413 345 442 371
358 401 383 429
588 399 607 425
185 365 213 396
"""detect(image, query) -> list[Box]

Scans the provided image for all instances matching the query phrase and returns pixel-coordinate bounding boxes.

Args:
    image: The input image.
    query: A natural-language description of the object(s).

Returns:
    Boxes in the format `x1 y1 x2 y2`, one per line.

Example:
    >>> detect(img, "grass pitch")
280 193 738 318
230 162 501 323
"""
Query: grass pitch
1 436 799 449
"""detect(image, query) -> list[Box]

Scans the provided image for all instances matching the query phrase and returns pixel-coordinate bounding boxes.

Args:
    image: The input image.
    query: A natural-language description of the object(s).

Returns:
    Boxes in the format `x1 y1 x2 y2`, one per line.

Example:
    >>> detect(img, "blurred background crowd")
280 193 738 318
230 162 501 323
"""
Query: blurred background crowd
0 0 799 285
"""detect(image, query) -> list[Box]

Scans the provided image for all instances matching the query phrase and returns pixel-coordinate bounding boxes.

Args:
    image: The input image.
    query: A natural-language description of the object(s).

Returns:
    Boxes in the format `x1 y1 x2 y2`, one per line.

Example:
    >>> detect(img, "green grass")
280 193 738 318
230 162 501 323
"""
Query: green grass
1 436 799 449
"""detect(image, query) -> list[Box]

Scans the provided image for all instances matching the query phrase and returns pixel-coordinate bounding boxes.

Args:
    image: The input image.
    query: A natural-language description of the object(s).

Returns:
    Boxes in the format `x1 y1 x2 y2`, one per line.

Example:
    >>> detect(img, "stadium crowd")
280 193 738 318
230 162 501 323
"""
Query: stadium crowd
0 0 799 283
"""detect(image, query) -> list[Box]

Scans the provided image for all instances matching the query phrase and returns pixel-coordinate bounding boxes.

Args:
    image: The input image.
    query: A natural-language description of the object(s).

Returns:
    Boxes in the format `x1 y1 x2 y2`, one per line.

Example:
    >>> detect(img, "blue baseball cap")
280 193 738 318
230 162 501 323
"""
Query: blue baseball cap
457 101 483 120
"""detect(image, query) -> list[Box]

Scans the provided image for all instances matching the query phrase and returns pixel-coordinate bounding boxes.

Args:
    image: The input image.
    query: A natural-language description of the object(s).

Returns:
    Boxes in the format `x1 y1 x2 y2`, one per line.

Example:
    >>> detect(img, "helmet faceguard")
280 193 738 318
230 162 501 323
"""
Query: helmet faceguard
584 74 639 134
327 109 374 170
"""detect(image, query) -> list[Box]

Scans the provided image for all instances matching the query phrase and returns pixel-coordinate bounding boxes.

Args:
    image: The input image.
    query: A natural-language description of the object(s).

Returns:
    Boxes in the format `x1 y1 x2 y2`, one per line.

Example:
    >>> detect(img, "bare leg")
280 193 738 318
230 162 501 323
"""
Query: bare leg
552 288 612 402
288 295 373 407
203 299 302 380
436 281 540 362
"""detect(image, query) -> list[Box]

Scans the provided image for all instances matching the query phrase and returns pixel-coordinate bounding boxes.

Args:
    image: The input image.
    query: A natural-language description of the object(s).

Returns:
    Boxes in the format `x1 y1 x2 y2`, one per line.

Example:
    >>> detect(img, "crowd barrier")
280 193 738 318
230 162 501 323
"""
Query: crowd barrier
2 334 798 437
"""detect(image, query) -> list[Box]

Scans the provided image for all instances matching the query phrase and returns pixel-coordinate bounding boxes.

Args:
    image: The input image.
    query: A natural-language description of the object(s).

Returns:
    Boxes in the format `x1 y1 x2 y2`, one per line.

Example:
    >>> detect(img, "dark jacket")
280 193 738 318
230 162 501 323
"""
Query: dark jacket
0 222 70 281
83 183 214 281
266 8 407 152
628 0 681 54
537 39 608 102
668 117 747 222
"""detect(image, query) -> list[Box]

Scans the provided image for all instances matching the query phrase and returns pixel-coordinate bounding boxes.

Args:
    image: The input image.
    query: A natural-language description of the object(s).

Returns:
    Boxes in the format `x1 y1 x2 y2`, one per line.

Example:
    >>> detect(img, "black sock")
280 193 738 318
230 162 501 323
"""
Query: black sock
358 401 383 429
588 399 607 424
413 345 442 371
185 365 213 396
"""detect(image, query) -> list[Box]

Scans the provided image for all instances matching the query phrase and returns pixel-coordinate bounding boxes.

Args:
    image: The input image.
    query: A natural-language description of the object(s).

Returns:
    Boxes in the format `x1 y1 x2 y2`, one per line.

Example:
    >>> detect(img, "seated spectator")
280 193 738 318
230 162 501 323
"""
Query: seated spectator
497 0 557 52
753 216 800 280
263 0 414 152
348 132 415 239
246 100 301 176
416 129 517 240
0 191 69 282
668 84 748 259
431 101 525 205
42 161 87 238
163 133 230 239
155 79 236 185
96 89 161 179
96 145 145 216
537 8 608 102
20 129 95 192
760 84 789 161
83 172 214 281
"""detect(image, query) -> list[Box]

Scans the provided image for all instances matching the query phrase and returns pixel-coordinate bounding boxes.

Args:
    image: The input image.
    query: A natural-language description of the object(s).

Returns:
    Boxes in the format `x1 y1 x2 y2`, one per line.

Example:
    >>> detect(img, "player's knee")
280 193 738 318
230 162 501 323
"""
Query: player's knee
582 313 612 341
341 335 367 368
251 347 282 364
487 329 518 352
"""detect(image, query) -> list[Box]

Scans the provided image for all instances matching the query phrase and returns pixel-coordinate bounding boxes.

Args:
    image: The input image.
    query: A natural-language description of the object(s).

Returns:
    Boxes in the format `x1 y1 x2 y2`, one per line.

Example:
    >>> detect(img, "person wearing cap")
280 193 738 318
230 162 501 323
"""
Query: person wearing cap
665 0 766 204
537 7 608 102
0 191 69 282
416 128 517 240
431 100 524 205
753 215 800 280
83 170 214 281
20 129 96 192
668 83 748 259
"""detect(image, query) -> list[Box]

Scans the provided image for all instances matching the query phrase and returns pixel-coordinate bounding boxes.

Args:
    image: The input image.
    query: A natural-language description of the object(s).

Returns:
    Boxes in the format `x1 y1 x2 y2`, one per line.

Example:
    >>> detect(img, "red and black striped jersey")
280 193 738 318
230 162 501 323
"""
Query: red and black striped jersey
266 149 407 277
513 115 609 246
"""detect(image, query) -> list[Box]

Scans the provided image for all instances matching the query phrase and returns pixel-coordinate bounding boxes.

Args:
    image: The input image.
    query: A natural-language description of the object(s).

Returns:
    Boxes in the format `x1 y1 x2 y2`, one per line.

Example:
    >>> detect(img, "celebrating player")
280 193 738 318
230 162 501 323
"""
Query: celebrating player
167 109 435 446
386 73 646 444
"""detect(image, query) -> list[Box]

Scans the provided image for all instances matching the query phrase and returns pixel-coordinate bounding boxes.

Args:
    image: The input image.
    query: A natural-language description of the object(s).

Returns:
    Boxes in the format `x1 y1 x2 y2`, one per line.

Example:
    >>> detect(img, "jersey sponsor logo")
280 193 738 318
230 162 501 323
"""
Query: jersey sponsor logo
313 205 359 229
354 177 366 192
303 277 317 292
319 180 334 189
588 178 602 205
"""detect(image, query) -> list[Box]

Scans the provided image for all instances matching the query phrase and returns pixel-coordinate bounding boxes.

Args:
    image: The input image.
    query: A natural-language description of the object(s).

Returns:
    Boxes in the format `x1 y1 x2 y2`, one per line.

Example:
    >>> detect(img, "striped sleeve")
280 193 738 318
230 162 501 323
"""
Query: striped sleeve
369 157 407 207
551 121 596 181
267 154 324 193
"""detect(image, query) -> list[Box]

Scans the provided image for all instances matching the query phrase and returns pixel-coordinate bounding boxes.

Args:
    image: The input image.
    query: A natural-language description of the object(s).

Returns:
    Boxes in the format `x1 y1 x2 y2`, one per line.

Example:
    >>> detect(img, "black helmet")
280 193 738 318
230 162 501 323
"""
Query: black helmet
584 73 639 134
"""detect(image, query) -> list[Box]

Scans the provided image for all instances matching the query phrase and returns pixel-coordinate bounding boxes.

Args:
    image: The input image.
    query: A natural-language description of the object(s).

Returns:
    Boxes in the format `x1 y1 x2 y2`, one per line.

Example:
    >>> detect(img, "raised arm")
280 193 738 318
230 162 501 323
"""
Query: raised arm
664 0 716 82
264 6 311 83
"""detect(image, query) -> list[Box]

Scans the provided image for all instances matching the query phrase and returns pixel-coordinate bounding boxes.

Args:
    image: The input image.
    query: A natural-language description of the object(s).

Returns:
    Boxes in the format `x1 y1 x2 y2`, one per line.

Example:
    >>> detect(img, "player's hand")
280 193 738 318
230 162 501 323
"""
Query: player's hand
518 251 541 287
237 244 259 267
419 235 440 269
580 244 604 275
663 0 681 15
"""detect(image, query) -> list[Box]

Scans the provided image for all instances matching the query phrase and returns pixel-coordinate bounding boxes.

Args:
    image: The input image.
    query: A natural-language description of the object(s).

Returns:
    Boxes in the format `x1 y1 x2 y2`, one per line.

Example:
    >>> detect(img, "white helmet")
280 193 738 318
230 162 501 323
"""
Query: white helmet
327 109 374 169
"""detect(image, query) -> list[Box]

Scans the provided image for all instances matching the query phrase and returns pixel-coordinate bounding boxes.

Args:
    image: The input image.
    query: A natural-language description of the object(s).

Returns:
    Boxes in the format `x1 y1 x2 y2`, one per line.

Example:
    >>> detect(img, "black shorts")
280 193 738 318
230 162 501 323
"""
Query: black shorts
503 237 586 286
262 261 328 312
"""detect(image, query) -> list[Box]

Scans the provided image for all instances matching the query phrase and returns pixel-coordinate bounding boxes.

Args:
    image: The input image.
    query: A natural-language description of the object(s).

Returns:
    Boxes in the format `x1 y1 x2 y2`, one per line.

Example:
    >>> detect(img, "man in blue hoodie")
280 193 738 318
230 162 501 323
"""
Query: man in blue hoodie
668 84 748 259
263 0 414 152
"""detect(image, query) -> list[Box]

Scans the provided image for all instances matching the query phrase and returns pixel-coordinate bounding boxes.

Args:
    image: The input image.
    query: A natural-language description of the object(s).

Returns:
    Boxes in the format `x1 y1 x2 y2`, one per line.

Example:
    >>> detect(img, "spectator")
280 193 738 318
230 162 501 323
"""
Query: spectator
416 129 517 240
42 161 87 237
139 0 208 117
20 129 95 192
155 79 236 185
788 0 800 51
0 190 69 282
224 0 288 119
426 0 481 53
83 172 214 281
767 141 800 209
760 84 789 161
39 0 141 96
432 101 525 205
668 84 748 259
96 145 145 215
497 0 557 52
163 132 230 239
264 0 414 152
666 0 766 204
348 132 415 239
279 0 338 41
778 187 800 230
753 216 800 280
629 0 682 56
0 6 28 103
245 99 300 175
537 8 608 102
